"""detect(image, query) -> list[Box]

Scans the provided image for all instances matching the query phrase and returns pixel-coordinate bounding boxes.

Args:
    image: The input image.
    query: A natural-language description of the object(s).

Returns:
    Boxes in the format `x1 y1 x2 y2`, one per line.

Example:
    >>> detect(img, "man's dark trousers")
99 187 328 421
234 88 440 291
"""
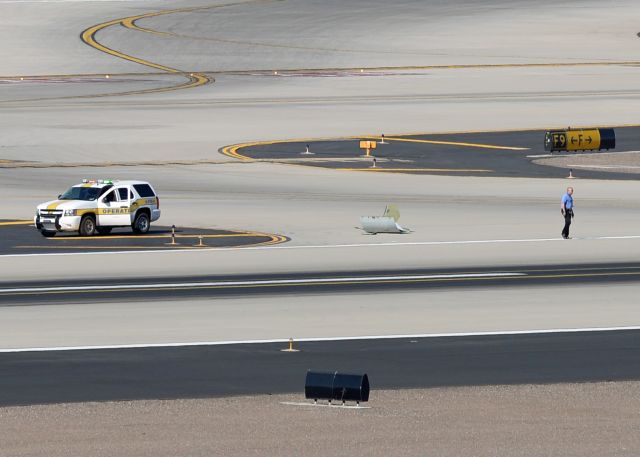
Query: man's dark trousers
562 209 573 238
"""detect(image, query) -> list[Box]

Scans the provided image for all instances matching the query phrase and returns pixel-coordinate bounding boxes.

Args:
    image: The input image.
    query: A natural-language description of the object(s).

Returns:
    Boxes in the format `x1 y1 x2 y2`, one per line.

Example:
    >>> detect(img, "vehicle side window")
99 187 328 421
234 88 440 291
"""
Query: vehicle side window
102 189 117 203
133 184 155 198
98 185 114 197
117 187 130 201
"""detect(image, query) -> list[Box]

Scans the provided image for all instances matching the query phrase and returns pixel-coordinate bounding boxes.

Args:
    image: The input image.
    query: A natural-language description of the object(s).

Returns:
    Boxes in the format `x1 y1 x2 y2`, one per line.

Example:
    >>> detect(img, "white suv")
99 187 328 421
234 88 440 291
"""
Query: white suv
35 179 161 237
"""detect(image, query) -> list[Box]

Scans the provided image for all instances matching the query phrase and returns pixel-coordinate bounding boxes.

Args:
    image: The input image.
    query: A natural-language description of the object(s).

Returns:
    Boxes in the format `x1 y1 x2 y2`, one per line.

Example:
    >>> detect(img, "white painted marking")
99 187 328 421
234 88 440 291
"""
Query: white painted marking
0 272 526 294
529 150 640 159
281 402 371 409
3 234 640 258
1 326 639 353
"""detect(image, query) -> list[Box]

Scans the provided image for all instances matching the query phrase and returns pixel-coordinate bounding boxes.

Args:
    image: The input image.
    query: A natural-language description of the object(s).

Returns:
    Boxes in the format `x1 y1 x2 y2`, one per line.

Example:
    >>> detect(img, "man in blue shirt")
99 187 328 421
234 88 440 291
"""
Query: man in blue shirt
561 187 574 239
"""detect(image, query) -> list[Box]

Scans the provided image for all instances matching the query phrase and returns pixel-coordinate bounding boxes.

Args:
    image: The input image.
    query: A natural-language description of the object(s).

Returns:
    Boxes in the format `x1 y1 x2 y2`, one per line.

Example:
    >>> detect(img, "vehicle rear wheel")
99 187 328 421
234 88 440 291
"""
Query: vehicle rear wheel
96 227 112 235
40 230 56 237
132 212 150 234
79 215 96 236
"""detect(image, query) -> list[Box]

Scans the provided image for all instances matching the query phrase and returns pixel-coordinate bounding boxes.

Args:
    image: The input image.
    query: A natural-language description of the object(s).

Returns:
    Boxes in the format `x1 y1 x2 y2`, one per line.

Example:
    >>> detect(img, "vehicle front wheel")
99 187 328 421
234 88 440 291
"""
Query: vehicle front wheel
79 215 96 236
96 227 112 235
40 230 56 237
132 212 150 234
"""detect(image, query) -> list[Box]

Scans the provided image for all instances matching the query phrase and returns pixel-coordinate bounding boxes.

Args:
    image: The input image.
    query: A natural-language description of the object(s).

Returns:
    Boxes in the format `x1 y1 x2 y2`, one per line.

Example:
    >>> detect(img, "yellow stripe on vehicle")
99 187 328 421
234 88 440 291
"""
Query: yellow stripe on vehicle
46 201 63 210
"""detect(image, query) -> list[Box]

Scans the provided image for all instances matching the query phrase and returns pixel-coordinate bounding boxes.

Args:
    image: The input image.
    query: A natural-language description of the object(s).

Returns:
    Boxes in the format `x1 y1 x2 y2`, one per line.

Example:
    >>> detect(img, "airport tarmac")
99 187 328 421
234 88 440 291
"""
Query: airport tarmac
226 126 640 178
2 330 640 407
0 221 286 254
2 0 640 452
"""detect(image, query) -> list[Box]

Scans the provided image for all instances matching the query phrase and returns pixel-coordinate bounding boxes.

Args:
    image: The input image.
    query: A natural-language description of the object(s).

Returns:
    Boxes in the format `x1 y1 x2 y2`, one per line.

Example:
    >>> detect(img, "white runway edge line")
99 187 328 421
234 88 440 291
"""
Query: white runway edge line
2 326 640 353
0 272 526 294
4 234 640 258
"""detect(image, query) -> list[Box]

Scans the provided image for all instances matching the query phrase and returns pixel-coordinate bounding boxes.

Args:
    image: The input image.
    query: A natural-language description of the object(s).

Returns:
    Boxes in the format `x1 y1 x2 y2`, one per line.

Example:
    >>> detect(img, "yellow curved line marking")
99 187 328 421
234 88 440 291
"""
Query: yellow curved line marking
80 6 213 96
220 135 369 161
18 245 201 250
18 232 287 250
219 133 523 164
52 232 274 241
370 137 529 151
122 7 640 68
220 123 639 168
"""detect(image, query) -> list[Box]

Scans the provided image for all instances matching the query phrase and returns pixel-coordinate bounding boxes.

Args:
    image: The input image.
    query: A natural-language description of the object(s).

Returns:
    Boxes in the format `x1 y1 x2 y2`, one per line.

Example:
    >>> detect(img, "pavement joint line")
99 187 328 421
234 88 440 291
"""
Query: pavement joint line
0 160 234 169
1 234 639 258
5 61 640 82
2 326 640 353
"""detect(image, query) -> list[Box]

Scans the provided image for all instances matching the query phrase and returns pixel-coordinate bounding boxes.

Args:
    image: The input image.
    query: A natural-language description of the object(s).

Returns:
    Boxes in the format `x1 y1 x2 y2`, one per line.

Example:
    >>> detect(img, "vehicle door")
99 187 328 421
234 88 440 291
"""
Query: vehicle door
98 187 131 227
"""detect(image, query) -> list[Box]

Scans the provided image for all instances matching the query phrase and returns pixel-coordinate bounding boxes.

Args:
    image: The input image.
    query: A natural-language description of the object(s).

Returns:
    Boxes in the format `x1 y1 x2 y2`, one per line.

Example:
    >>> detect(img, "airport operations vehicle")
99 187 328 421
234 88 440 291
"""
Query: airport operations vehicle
34 179 161 237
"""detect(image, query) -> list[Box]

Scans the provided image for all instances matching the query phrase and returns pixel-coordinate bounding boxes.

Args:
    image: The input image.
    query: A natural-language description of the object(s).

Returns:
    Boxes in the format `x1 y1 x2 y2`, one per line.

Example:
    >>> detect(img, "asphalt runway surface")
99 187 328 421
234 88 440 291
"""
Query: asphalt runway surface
0 221 286 254
2 262 640 305
233 126 640 178
2 329 640 407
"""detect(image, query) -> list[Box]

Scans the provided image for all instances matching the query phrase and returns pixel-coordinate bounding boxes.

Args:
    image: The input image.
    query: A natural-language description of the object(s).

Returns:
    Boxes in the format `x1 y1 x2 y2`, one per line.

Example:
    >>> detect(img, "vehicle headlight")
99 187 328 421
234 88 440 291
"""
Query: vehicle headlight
63 209 77 216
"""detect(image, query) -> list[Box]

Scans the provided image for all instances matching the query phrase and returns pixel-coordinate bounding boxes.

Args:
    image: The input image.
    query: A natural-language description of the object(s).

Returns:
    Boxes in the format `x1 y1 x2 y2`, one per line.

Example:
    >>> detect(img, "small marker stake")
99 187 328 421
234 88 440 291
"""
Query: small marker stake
371 158 377 169
196 235 205 247
167 224 178 245
301 143 313 155
380 134 386 144
567 168 575 179
280 337 300 352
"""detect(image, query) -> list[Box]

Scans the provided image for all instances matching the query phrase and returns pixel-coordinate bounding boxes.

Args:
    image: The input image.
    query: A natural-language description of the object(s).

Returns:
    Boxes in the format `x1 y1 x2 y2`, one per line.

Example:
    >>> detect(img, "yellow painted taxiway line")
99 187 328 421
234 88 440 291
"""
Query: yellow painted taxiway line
17 245 193 250
51 233 263 241
16 232 287 251
80 6 212 96
220 131 528 163
373 137 529 151
0 220 32 226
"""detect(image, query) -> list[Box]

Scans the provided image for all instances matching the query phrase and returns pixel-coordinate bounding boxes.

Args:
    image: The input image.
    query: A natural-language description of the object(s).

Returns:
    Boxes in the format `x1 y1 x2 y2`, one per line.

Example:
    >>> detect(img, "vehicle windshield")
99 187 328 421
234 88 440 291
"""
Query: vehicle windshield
59 186 102 201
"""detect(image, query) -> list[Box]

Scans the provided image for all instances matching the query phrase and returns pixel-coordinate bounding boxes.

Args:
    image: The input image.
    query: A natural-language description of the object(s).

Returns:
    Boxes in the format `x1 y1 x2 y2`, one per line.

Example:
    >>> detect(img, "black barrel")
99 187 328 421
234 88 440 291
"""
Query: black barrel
305 370 370 403
305 371 335 401
599 128 615 150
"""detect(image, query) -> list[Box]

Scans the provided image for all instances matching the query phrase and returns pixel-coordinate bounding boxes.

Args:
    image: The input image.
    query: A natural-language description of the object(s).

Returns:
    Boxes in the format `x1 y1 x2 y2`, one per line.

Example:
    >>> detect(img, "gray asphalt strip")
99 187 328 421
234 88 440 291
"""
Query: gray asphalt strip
2 329 640 407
